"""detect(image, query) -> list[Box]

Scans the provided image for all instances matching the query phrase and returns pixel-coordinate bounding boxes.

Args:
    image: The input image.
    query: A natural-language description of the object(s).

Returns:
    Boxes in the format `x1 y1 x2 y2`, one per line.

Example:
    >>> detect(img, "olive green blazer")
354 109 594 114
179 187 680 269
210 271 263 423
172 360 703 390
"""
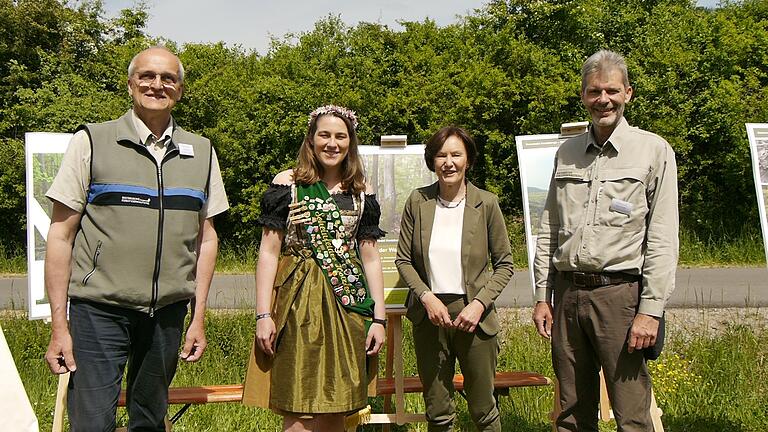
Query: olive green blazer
395 181 514 336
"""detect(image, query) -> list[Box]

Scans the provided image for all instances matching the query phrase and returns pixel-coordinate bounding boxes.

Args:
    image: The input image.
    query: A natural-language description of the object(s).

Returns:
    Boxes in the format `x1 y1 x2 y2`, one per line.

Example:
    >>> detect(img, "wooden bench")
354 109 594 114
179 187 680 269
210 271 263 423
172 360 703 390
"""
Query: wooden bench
116 371 553 428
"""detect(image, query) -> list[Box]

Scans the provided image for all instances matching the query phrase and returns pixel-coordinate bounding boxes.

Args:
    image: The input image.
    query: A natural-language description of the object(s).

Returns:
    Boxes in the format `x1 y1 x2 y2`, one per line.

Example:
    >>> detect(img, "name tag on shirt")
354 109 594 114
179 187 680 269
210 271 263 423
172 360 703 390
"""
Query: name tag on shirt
610 198 633 216
178 143 195 157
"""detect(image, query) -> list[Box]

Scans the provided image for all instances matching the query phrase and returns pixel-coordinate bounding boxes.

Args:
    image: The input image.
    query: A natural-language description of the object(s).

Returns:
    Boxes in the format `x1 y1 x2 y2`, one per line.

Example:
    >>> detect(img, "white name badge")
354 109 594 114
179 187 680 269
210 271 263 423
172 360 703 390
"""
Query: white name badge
610 198 633 216
178 143 195 157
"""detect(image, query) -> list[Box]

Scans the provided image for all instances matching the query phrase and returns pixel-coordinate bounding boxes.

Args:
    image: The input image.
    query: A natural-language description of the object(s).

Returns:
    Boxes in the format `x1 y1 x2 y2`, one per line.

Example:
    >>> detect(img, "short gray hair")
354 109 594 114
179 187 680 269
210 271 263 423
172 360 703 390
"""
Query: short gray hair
127 46 185 83
581 50 629 92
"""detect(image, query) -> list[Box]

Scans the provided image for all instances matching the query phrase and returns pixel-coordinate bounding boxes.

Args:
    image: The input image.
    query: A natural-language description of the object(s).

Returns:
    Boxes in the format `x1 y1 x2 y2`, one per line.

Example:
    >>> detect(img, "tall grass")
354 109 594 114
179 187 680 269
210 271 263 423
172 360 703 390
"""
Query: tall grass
0 242 26 274
215 241 258 274
678 227 766 267
3 308 767 431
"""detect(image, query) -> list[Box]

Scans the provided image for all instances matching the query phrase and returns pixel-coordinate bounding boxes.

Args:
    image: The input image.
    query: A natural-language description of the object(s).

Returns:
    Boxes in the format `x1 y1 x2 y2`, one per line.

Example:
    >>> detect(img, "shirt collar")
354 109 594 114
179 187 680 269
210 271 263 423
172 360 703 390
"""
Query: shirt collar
130 110 174 146
585 116 630 153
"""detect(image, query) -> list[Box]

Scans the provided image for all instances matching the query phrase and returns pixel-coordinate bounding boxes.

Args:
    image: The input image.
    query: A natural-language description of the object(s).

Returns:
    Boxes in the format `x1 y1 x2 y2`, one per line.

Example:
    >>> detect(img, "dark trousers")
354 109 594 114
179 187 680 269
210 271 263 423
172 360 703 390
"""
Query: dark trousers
412 294 501 432
67 299 188 432
552 276 652 432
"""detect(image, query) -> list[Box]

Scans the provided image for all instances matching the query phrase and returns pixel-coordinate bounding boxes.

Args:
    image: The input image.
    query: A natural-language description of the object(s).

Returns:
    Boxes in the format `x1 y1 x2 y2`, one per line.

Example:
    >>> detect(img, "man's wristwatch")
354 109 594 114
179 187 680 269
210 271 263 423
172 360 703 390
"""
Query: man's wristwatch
372 318 387 328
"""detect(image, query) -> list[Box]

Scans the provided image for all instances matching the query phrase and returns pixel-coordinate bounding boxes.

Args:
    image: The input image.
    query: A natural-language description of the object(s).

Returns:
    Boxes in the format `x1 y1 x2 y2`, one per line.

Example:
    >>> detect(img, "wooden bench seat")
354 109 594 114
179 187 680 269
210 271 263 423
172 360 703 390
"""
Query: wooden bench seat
118 384 245 406
118 371 551 408
117 371 551 407
376 371 551 395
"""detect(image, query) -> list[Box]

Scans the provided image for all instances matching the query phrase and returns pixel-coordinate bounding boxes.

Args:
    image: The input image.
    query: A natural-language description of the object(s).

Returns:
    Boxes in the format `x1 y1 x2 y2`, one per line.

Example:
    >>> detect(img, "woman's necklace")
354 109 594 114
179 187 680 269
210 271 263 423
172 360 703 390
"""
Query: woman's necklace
437 190 466 208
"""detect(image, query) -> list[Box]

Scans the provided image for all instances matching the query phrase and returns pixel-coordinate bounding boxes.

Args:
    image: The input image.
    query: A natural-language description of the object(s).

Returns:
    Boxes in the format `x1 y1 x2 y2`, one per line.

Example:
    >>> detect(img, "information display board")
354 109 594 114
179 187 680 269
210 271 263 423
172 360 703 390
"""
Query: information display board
25 132 72 320
515 133 571 293
746 123 768 266
359 145 435 307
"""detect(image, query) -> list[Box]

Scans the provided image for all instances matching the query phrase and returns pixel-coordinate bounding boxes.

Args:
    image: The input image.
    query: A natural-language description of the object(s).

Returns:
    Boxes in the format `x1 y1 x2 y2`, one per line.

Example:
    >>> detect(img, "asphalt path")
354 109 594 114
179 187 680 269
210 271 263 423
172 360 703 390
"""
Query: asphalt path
2 267 766 311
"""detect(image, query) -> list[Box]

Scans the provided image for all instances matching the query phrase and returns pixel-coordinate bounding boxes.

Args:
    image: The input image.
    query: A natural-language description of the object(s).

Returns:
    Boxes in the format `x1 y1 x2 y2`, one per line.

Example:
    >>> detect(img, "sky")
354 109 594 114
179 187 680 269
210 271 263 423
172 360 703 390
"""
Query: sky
102 0 722 54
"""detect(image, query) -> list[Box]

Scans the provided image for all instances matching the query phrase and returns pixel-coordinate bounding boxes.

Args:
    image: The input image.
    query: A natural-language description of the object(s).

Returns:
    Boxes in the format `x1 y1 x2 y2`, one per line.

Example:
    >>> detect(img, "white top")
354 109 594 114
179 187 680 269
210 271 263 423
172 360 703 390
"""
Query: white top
427 198 466 294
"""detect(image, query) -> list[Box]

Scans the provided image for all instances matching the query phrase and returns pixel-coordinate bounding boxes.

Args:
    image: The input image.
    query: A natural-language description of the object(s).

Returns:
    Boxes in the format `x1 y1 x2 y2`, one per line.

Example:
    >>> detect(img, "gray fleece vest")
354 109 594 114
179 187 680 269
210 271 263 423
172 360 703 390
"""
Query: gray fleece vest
68 111 212 315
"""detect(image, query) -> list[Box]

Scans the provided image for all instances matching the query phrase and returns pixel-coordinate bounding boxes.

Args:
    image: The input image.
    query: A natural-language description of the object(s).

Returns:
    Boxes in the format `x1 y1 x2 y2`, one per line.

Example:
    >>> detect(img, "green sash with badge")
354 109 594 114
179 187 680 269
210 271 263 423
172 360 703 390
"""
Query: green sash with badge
296 182 375 317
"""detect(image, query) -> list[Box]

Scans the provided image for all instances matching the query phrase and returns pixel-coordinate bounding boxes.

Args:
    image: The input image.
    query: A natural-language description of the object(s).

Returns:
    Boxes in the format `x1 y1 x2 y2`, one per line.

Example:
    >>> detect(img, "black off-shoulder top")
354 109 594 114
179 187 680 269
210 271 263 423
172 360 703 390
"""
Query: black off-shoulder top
255 183 386 240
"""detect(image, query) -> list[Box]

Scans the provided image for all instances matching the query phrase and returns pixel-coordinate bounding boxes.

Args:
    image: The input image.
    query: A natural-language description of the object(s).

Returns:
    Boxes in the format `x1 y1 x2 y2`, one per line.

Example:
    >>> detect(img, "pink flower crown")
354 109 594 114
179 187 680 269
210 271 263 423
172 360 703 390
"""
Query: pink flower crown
307 105 359 130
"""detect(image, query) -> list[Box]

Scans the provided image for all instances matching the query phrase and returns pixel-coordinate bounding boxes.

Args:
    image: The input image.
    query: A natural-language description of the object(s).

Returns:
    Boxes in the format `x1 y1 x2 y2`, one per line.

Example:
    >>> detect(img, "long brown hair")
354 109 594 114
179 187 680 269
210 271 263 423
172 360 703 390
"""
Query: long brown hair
294 112 366 194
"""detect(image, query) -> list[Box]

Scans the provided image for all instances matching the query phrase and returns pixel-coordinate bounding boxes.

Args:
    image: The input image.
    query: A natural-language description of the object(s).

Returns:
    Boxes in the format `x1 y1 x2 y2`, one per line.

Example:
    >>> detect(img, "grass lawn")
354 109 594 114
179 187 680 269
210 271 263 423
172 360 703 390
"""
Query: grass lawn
2 308 767 431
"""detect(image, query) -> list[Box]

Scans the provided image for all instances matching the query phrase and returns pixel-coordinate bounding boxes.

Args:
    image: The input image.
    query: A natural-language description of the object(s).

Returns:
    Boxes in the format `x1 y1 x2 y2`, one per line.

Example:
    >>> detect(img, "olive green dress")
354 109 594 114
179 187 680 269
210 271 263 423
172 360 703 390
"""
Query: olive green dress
243 183 385 414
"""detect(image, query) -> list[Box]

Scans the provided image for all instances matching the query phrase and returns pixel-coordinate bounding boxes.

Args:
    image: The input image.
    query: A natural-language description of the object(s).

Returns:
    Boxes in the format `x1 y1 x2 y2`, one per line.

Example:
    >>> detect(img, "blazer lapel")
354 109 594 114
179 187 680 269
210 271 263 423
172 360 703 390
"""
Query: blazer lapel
419 183 439 275
461 182 482 271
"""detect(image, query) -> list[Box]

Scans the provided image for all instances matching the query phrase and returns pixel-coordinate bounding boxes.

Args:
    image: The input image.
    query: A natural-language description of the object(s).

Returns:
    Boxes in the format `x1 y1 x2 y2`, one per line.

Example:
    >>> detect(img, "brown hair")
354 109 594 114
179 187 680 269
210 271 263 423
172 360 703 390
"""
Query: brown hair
423 126 478 172
293 113 366 194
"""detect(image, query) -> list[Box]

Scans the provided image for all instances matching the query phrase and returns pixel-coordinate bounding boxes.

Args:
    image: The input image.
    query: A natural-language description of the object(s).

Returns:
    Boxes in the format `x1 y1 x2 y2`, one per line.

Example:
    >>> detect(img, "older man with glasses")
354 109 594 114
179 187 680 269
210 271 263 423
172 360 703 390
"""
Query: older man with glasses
43 46 229 431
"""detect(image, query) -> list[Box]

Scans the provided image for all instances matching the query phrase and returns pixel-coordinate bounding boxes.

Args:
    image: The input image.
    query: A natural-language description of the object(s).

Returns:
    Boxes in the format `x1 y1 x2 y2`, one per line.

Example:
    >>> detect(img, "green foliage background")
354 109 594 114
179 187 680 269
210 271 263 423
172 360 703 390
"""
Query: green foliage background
1 0 767 254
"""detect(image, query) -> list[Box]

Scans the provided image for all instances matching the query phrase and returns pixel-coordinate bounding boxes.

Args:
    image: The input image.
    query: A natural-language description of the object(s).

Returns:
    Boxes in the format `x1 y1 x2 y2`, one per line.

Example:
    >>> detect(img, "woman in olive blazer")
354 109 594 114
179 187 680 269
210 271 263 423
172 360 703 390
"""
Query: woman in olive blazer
395 126 514 431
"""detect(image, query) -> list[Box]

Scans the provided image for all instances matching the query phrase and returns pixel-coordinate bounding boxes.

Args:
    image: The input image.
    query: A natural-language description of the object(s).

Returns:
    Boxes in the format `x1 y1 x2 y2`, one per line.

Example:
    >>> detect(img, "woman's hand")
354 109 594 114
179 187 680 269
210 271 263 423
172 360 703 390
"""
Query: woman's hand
421 292 454 328
366 322 386 355
256 317 276 356
453 299 485 333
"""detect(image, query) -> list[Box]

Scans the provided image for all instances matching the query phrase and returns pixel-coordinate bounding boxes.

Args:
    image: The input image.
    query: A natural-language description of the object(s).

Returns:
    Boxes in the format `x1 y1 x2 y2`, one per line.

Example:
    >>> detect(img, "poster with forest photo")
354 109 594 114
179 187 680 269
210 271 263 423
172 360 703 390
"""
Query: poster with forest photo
516 133 569 293
746 124 768 267
359 145 435 308
25 132 71 320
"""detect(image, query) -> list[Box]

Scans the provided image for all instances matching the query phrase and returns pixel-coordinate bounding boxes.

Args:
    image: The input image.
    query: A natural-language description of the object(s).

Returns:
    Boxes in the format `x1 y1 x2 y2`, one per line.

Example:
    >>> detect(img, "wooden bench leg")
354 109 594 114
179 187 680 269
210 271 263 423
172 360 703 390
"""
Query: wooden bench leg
550 378 561 432
650 389 664 432
52 372 69 432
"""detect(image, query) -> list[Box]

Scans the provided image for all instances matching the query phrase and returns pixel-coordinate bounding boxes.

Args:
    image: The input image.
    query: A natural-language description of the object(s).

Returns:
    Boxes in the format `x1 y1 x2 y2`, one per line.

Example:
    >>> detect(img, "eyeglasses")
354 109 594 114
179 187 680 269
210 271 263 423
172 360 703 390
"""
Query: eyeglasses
133 71 180 89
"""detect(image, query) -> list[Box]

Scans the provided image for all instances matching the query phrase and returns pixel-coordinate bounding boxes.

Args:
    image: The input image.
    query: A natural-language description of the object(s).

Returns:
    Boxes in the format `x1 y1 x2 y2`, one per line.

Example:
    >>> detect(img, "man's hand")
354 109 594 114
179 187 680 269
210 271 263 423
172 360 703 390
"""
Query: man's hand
421 292 453 328
180 320 207 362
627 313 660 353
45 328 76 374
452 299 485 333
532 301 554 339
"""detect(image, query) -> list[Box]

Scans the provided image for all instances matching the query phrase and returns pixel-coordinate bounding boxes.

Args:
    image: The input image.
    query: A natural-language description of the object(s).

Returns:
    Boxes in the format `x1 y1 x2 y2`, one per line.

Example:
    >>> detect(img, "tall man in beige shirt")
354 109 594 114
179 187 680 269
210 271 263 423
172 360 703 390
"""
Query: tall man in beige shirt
532 50 678 432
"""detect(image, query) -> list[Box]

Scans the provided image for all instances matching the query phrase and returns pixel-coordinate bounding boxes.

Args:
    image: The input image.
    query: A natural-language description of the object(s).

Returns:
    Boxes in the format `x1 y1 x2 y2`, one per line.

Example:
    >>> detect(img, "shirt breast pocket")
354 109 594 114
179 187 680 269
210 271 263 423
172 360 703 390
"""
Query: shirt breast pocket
554 167 589 228
598 168 649 228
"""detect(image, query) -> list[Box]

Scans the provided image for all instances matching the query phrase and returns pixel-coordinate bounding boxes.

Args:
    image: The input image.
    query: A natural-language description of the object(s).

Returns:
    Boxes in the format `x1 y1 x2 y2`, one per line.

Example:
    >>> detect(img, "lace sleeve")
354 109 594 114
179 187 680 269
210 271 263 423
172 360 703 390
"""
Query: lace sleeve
255 183 291 230
357 194 387 240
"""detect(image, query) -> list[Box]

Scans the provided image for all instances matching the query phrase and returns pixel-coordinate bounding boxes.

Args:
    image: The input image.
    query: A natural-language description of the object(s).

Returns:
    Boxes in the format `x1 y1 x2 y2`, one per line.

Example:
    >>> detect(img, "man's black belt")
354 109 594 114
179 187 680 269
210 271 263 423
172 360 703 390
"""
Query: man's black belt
564 271 640 287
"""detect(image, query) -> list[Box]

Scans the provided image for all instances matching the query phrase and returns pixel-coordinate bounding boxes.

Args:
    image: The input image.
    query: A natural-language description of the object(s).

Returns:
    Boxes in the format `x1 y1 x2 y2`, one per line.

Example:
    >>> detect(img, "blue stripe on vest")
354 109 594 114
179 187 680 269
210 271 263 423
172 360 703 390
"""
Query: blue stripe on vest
87 183 206 211
88 183 158 202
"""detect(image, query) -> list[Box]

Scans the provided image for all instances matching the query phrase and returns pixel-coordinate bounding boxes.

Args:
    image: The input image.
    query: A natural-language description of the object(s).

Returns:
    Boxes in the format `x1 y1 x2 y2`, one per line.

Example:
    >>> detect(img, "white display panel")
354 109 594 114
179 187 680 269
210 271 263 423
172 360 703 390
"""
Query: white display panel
515 133 569 294
359 144 435 307
746 123 768 267
25 132 73 320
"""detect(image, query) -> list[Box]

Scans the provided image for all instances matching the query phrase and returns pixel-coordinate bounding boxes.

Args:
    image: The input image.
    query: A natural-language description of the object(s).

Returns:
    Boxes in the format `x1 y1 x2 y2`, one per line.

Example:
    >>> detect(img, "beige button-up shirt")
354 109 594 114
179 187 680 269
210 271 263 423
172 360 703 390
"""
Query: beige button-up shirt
533 117 679 317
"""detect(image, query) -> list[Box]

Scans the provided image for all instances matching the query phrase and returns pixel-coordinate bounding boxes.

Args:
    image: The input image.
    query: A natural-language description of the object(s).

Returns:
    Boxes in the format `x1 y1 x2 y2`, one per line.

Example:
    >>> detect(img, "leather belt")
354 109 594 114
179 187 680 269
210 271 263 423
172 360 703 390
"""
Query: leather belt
564 271 640 288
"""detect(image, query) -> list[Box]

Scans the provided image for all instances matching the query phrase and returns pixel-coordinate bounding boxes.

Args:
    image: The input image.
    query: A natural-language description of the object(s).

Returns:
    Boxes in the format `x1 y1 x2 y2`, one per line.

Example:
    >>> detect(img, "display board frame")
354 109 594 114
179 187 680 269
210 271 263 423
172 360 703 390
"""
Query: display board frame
25 132 73 320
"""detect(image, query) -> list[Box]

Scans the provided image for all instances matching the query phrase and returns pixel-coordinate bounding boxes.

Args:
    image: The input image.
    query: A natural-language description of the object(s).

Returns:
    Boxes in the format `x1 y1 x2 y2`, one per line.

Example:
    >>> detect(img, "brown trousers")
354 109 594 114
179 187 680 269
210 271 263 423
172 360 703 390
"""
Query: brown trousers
552 275 653 432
